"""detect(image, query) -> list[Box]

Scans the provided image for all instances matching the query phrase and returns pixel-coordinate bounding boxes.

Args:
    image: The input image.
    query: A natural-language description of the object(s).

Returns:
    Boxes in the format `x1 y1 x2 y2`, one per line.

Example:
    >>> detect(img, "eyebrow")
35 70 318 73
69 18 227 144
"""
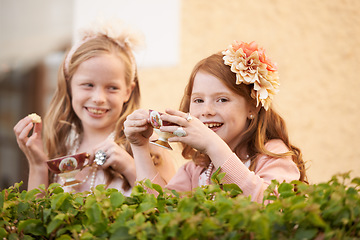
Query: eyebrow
191 91 231 96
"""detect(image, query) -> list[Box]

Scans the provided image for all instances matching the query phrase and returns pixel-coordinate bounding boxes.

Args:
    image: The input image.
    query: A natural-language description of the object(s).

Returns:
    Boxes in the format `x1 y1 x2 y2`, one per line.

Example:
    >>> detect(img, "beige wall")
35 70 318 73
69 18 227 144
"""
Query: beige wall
138 0 360 183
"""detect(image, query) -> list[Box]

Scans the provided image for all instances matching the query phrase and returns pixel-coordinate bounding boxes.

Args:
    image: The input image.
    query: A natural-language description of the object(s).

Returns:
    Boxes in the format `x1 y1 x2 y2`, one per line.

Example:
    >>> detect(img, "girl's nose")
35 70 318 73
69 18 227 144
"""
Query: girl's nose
92 88 106 104
201 102 216 116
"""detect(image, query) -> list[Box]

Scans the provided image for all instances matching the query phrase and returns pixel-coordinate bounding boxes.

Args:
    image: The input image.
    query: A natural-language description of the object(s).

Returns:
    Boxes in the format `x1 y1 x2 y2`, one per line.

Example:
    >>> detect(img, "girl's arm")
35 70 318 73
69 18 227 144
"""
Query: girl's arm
149 143 177 183
13 115 49 190
219 139 300 203
124 109 167 186
160 109 300 202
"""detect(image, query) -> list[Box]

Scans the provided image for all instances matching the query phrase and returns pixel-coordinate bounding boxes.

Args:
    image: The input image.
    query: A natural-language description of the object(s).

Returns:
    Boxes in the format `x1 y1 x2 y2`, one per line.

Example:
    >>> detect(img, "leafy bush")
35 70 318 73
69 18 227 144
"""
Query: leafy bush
0 172 359 240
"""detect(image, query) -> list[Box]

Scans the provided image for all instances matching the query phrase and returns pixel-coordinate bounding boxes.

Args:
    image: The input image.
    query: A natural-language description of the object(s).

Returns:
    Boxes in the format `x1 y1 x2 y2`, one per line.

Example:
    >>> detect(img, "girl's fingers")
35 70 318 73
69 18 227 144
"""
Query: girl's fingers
126 109 149 120
33 121 42 134
131 119 148 127
26 132 38 147
159 125 181 133
124 117 148 128
18 122 34 141
161 114 188 127
165 108 184 117
14 117 31 135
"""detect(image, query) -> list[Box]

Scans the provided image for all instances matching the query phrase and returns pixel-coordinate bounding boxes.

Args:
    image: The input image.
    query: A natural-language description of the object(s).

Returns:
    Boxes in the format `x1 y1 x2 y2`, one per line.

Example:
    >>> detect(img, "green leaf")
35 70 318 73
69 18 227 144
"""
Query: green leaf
0 227 7 238
51 192 70 210
48 183 64 195
86 202 102 223
152 183 163 195
133 212 146 225
17 201 30 213
56 235 73 240
18 219 46 236
210 167 222 184
8 233 20 240
110 226 133 240
278 182 296 198
79 232 94 240
308 212 327 228
177 197 197 213
222 183 243 197
47 213 66 234
144 179 153 189
294 228 318 240
137 198 156 213
110 191 125 209
351 177 360 186
278 182 293 193
22 235 35 240
25 188 41 201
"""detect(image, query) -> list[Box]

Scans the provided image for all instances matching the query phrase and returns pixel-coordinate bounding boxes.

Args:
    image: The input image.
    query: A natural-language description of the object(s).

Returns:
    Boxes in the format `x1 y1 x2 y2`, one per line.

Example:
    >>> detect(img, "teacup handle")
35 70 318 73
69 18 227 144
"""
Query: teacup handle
83 153 91 168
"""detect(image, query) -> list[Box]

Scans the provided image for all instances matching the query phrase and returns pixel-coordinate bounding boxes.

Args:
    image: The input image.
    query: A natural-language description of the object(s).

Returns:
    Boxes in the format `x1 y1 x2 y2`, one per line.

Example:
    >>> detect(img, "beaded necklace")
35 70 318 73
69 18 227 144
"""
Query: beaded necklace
205 163 214 185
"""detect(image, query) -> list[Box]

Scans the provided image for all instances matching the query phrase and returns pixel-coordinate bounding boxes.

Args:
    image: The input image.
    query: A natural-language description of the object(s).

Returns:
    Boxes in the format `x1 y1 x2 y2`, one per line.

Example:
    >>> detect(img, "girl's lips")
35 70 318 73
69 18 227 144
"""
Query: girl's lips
203 122 223 131
86 107 108 116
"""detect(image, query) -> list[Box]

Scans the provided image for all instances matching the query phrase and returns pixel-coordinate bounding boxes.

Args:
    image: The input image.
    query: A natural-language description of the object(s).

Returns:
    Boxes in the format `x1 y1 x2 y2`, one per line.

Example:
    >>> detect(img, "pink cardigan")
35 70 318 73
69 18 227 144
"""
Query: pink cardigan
148 139 300 203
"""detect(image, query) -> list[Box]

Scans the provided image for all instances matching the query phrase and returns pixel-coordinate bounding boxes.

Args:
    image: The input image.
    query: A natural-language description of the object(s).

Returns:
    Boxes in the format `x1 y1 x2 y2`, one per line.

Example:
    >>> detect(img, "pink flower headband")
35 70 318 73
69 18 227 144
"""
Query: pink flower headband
222 41 280 110
64 19 145 81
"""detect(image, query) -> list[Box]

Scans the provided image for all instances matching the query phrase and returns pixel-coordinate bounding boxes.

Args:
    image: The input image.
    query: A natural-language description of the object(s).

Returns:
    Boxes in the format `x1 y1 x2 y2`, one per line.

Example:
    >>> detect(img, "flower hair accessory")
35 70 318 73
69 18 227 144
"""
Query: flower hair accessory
222 41 280 110
64 18 145 79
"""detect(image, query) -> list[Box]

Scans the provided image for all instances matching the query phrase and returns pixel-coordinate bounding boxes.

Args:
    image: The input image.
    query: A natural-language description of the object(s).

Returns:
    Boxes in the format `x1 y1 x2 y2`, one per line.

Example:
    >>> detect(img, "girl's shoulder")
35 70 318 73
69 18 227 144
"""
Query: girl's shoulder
256 139 298 172
264 139 289 154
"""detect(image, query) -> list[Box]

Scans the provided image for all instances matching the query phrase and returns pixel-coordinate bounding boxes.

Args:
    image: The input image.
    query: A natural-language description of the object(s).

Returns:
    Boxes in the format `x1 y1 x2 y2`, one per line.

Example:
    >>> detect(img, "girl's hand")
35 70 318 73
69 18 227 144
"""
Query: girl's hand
160 109 225 155
124 109 153 147
93 138 136 186
13 115 48 167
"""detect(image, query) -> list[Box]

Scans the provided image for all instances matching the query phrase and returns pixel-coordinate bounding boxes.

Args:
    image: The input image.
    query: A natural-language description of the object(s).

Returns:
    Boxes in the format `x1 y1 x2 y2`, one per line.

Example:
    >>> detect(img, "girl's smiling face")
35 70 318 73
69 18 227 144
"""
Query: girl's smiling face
71 53 133 135
189 71 252 150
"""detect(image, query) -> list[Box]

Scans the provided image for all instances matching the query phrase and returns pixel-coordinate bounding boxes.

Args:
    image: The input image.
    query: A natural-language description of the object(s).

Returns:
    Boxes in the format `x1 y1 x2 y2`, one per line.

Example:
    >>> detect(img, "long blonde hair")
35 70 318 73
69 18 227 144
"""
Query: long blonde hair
43 36 140 189
179 52 307 183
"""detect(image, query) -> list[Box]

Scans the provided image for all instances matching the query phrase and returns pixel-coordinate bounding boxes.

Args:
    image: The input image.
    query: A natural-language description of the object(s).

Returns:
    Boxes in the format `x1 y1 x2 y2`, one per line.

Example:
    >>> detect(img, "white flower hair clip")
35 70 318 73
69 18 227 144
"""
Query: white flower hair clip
64 18 145 79
222 41 280 110
79 18 145 51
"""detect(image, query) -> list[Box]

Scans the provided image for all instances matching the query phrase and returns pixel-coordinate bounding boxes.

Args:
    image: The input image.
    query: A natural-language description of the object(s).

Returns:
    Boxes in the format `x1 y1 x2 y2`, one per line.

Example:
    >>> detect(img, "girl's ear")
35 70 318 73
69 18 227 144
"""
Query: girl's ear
248 105 261 120
125 81 136 102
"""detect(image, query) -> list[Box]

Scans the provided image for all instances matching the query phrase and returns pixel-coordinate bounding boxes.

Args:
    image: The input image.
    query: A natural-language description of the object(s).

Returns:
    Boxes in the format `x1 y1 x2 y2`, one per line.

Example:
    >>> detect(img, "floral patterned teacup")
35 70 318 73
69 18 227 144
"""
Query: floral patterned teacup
149 110 177 150
47 152 90 186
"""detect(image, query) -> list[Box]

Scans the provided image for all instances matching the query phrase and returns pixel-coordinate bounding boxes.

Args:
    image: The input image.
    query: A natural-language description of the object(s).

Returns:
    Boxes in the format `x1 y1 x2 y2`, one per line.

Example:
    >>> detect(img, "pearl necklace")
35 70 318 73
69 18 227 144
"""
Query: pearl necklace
205 163 214 185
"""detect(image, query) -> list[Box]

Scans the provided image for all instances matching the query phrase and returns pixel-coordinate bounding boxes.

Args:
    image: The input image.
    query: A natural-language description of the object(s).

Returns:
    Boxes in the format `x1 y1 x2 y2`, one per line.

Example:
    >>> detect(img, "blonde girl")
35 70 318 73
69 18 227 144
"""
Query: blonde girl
124 41 307 202
14 20 175 195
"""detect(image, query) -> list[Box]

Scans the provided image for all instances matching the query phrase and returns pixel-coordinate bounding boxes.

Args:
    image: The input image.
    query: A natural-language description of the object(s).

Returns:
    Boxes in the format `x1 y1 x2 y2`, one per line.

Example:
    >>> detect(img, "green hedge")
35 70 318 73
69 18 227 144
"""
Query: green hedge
0 172 359 240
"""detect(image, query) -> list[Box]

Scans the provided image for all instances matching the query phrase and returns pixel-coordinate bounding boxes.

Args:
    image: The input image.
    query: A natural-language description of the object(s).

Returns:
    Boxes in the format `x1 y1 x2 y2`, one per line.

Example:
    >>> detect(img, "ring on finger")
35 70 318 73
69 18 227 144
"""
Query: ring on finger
186 113 192 122
94 150 107 166
173 127 187 137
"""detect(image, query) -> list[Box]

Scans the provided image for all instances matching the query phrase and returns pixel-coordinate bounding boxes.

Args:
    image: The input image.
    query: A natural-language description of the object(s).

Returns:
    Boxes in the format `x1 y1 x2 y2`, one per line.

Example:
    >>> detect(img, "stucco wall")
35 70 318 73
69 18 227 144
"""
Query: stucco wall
138 0 360 183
